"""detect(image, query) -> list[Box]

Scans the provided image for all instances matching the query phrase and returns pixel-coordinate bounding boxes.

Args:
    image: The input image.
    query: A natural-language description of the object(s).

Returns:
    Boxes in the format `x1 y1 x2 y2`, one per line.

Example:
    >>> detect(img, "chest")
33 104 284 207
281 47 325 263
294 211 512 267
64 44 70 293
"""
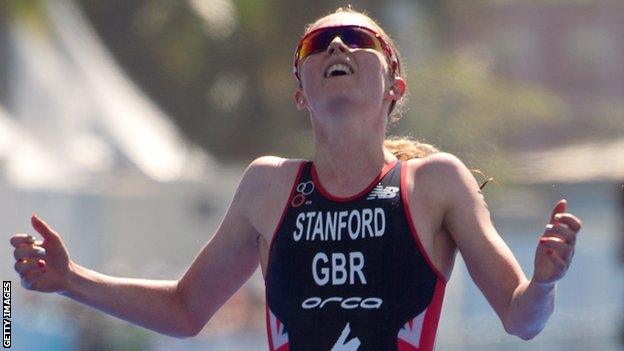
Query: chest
254 162 446 279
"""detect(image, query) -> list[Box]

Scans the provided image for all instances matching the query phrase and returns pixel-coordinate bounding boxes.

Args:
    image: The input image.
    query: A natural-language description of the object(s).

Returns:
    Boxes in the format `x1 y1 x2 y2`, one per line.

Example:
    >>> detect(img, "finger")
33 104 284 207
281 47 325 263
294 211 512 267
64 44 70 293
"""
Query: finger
21 269 46 290
13 246 46 260
539 240 574 261
553 213 582 233
549 199 567 224
14 258 46 275
10 234 36 248
543 223 577 246
539 238 574 252
31 215 61 245
546 249 568 272
21 275 32 290
539 236 568 245
539 239 574 254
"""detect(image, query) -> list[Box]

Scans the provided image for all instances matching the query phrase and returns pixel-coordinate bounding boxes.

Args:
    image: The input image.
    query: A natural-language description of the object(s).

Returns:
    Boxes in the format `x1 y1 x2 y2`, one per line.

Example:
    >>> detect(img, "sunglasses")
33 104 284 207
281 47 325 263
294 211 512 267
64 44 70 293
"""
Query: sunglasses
293 25 399 82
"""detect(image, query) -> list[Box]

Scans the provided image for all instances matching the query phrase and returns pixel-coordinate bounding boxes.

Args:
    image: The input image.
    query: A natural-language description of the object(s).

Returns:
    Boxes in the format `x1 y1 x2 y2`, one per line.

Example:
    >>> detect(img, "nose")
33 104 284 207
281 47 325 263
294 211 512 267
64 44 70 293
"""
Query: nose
326 36 349 55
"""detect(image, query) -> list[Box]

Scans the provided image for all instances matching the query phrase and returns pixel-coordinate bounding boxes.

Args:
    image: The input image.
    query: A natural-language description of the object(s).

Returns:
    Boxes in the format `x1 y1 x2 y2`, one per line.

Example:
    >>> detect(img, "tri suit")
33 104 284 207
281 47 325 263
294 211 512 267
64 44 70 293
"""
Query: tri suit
265 160 447 351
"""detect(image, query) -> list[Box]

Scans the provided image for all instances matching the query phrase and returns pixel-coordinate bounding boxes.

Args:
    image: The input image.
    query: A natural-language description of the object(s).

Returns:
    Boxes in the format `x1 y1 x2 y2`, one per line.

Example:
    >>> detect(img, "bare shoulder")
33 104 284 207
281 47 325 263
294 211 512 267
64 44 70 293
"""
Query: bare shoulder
406 152 481 205
237 156 305 236
408 152 477 186
240 156 305 192
246 155 303 176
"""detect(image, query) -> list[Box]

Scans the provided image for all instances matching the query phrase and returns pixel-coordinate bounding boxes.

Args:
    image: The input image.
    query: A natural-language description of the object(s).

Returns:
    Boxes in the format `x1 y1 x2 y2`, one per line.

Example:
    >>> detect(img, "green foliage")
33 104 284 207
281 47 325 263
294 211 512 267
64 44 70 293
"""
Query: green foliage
1 0 49 31
390 53 568 178
2 0 46 19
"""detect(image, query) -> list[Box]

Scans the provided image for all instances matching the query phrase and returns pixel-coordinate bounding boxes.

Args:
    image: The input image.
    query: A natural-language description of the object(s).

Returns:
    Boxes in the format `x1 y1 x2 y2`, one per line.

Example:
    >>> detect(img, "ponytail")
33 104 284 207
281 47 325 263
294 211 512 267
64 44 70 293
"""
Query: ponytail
383 137 438 160
384 138 493 189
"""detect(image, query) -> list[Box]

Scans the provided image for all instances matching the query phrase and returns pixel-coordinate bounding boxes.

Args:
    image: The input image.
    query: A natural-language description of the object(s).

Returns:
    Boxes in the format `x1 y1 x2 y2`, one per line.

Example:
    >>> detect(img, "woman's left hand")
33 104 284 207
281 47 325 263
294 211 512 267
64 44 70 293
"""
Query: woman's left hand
532 199 582 286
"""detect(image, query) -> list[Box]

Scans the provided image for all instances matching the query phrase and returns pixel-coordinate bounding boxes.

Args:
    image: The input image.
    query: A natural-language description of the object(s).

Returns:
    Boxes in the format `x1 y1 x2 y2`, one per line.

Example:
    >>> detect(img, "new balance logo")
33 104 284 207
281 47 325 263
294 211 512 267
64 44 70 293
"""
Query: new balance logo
366 184 399 200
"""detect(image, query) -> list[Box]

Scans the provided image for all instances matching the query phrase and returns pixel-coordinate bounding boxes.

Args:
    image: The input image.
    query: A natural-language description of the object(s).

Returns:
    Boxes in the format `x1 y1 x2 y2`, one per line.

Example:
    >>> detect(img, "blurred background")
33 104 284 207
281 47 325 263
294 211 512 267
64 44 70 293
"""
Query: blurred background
0 0 622 350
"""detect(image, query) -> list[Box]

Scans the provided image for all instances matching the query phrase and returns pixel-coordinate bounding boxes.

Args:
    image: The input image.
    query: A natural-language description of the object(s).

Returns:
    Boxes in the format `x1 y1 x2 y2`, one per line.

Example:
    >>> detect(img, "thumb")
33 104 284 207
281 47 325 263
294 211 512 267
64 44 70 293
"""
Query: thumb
549 199 567 224
31 215 61 244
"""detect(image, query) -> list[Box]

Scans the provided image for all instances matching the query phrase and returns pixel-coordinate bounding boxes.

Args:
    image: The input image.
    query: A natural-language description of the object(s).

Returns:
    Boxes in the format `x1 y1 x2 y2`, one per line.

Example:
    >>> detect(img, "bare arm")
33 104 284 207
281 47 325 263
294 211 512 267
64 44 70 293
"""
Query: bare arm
62 264 194 337
428 153 581 340
11 159 267 337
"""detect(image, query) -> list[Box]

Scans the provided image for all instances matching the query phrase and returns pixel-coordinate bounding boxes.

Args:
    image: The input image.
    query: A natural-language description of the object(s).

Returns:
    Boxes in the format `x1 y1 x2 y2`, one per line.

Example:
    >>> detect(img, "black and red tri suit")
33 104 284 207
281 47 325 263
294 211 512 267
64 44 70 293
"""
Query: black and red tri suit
265 160 447 351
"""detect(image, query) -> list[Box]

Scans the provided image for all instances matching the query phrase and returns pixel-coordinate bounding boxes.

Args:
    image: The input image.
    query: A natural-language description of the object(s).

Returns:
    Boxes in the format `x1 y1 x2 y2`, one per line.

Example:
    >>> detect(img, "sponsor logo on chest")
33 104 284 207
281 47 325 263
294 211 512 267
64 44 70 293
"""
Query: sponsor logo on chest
366 184 399 200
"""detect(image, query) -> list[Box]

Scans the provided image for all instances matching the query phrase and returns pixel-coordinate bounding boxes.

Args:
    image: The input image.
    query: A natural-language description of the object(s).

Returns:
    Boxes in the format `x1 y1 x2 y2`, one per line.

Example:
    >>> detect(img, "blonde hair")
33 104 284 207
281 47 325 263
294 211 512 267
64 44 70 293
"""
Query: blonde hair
383 137 438 160
384 138 492 190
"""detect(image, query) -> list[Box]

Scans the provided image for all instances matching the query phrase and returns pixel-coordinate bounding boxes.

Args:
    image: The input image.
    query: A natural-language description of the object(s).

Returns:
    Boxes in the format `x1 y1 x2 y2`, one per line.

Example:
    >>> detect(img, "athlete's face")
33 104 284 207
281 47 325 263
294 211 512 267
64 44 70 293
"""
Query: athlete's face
294 13 405 119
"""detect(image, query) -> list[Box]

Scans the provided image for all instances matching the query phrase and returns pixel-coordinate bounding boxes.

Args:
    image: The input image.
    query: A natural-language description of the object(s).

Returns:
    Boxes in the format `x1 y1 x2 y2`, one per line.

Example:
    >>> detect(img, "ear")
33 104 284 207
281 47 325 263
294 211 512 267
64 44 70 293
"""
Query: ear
294 89 307 111
385 76 407 101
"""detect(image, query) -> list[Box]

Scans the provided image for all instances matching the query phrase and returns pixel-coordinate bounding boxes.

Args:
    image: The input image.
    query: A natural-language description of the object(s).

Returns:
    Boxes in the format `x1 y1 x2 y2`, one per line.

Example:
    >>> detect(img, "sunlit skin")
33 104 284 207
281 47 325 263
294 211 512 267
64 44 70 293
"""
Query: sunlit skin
11 11 581 341
294 14 406 197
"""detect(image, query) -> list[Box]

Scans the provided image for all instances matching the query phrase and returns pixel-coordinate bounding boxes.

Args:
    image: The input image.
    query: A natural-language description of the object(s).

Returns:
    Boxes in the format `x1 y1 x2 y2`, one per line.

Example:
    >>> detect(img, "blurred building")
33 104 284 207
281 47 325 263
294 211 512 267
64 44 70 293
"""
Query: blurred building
448 1 624 150
450 1 624 106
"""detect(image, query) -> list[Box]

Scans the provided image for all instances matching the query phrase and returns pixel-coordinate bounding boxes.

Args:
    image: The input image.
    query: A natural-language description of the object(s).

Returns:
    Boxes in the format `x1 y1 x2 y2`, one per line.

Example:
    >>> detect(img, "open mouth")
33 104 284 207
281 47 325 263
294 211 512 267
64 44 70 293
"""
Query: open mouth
324 63 354 78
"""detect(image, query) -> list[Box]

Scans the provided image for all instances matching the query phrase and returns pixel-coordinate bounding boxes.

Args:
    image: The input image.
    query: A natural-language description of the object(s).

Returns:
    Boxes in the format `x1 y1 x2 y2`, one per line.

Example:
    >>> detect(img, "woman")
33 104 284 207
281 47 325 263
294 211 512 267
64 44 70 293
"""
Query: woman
11 7 581 351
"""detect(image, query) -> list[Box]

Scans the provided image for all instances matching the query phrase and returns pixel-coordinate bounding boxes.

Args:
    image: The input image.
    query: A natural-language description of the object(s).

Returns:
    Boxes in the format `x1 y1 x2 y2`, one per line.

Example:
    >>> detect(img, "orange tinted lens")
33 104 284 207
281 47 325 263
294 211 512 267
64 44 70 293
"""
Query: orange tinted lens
297 26 383 63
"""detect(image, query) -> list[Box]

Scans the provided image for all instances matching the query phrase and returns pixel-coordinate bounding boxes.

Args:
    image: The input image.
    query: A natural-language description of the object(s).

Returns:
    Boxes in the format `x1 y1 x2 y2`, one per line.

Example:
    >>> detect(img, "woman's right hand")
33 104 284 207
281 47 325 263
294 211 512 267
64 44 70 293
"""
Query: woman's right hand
10 215 72 293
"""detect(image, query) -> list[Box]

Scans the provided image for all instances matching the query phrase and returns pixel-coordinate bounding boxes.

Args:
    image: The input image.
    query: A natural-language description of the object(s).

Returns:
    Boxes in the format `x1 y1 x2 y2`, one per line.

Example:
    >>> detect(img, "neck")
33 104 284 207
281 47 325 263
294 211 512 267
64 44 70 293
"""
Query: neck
310 111 397 197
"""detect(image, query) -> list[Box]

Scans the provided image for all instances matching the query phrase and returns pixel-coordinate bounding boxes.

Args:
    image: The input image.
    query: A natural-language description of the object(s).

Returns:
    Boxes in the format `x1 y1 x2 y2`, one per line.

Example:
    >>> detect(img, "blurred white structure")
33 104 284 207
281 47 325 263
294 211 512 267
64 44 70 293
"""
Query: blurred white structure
513 140 624 183
0 0 246 314
0 2 257 350
3 0 213 191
